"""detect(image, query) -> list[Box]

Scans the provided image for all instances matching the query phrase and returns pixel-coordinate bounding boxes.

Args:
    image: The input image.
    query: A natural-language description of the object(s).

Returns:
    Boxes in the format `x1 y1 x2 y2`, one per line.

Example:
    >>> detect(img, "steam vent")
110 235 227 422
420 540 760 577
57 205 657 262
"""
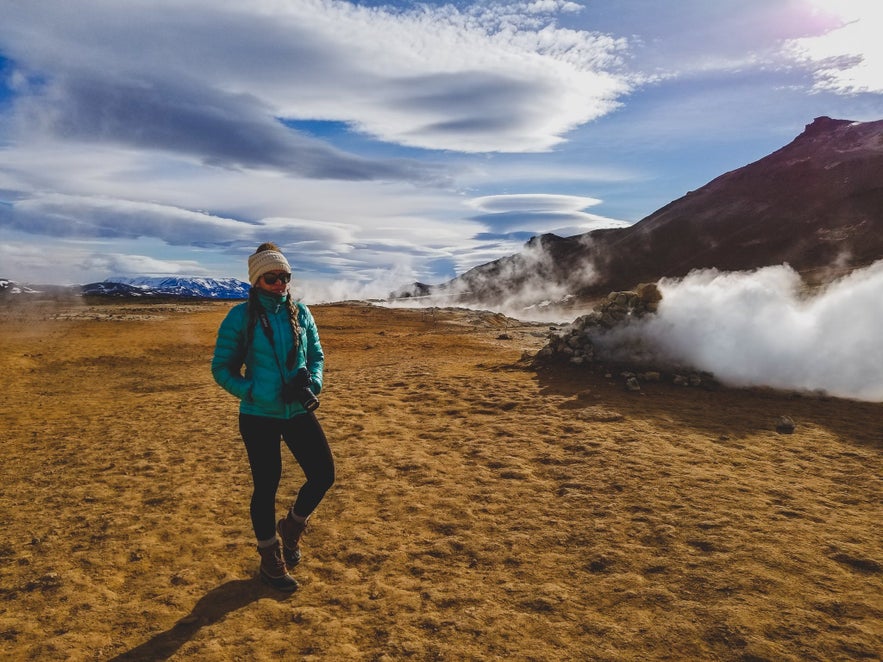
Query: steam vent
534 283 716 392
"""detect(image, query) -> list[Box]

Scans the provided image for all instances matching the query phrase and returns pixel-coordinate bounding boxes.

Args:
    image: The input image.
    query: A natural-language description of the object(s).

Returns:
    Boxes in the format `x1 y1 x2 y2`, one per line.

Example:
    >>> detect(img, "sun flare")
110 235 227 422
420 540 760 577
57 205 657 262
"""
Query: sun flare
805 0 877 23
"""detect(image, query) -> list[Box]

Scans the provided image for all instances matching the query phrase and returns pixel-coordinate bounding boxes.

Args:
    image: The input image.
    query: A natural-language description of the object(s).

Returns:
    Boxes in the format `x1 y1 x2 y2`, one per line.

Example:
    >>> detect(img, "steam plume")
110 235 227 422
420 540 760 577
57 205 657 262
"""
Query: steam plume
620 261 883 402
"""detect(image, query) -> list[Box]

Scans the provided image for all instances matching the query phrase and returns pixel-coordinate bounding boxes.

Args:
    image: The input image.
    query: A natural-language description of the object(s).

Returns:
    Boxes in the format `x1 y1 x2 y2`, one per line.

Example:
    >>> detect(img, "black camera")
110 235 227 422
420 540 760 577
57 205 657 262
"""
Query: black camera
282 367 319 411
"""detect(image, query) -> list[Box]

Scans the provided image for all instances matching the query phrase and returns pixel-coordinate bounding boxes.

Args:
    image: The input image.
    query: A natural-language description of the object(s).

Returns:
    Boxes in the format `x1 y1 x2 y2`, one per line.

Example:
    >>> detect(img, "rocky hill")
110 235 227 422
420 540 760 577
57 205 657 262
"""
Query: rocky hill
420 116 883 305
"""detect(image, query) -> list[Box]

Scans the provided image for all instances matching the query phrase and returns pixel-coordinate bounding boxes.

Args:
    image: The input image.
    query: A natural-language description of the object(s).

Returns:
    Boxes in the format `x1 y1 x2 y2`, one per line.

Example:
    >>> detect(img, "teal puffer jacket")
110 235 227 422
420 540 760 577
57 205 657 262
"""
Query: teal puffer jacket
212 291 324 419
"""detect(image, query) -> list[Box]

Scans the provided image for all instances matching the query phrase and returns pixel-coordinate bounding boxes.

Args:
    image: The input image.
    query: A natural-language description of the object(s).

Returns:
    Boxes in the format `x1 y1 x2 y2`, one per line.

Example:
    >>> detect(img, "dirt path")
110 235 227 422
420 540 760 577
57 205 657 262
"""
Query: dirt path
1 299 880 661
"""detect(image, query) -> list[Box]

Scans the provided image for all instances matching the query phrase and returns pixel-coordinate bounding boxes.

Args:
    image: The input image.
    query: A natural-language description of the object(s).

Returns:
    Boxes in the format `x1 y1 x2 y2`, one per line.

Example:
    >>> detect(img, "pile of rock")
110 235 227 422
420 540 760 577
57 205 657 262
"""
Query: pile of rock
533 282 717 391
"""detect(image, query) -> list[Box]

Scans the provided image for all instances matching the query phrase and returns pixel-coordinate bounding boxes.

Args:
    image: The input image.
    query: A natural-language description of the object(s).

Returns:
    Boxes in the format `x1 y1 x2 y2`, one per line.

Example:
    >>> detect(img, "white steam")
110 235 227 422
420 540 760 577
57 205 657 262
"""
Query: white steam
623 261 883 402
296 265 420 305
298 236 883 402
385 237 598 322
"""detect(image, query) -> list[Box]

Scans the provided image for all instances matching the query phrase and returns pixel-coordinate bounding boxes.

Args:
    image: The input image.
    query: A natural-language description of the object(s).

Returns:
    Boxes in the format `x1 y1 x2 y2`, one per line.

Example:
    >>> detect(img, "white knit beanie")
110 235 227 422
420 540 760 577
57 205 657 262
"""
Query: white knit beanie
248 250 291 285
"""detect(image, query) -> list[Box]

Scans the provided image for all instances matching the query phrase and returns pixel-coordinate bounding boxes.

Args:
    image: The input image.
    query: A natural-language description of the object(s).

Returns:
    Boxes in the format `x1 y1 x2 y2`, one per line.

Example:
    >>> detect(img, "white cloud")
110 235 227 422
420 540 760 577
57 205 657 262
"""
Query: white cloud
785 1 883 94
7 193 252 244
1 0 880 295
454 160 642 186
81 253 210 276
0 238 210 282
469 193 602 213
0 190 488 272
0 0 638 287
0 0 632 155
0 185 508 286
466 193 631 234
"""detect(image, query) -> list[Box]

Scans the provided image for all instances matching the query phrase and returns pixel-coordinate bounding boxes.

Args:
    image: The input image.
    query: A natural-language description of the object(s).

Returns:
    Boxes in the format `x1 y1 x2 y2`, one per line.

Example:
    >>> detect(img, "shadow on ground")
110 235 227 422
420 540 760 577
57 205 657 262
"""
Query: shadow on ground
531 361 882 449
109 578 292 661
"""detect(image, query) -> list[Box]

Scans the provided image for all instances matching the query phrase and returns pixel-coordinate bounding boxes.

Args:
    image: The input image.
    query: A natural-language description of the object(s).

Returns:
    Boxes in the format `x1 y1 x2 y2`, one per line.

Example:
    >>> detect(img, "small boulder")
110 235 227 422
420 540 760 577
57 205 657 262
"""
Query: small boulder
776 416 796 434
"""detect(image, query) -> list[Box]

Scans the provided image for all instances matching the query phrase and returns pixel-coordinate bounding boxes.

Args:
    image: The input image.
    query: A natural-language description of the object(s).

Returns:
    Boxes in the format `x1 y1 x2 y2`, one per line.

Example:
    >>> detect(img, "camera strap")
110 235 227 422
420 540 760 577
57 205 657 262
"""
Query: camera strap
257 310 275 346
257 310 289 383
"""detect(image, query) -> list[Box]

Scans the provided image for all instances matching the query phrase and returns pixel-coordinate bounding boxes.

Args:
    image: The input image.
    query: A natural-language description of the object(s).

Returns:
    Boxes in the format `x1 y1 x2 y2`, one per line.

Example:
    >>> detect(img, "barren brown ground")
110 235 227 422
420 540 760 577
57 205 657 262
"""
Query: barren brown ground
0 299 880 661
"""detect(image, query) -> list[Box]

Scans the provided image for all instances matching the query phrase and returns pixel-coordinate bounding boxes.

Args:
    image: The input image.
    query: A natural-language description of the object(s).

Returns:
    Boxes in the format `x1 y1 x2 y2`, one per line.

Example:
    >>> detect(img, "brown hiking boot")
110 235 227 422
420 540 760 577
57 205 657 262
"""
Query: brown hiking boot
277 513 307 568
257 540 298 592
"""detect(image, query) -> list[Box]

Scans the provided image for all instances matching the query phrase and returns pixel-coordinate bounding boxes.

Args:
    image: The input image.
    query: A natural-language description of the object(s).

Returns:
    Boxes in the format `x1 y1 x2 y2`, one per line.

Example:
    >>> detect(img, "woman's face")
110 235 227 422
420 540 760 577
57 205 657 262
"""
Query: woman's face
256 270 291 296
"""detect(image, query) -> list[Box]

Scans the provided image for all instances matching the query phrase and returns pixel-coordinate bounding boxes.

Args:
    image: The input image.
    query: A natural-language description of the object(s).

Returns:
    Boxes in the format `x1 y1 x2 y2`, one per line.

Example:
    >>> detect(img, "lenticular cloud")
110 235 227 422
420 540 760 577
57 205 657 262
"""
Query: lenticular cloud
632 261 883 401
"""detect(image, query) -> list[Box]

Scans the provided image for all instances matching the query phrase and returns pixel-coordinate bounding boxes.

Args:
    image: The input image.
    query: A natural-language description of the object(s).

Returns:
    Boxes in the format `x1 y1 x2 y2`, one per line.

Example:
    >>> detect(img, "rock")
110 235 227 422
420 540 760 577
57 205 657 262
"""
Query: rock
776 416 796 434
529 283 726 394
636 282 662 307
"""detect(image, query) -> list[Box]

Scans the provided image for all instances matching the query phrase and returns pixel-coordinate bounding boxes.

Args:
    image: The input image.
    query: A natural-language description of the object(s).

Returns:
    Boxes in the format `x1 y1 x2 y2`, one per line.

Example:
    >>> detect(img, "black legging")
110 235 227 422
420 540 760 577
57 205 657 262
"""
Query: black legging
239 412 335 541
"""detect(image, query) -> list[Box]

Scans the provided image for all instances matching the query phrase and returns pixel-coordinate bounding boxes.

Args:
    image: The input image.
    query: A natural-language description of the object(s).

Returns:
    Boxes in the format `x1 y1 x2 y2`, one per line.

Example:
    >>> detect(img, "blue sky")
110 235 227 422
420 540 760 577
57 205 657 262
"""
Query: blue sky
0 0 881 299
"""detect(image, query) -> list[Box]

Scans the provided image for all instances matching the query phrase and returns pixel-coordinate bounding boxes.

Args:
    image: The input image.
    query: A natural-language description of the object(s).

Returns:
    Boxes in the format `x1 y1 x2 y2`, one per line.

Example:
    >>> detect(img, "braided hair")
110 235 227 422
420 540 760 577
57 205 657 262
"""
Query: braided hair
245 242 301 369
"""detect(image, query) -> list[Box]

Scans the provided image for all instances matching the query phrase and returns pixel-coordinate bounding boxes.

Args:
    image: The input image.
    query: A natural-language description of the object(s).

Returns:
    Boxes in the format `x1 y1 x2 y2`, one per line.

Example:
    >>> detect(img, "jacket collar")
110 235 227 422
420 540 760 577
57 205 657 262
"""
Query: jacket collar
255 289 288 313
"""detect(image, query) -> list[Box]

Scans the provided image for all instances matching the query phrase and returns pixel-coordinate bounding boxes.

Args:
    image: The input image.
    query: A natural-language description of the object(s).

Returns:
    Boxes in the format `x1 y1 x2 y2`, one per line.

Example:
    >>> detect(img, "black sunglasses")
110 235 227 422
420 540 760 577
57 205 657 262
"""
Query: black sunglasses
262 272 291 285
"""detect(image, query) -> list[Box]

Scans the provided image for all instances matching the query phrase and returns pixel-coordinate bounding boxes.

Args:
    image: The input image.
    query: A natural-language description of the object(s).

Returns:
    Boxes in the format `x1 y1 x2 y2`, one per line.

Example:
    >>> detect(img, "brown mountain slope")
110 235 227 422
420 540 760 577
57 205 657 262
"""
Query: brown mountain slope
446 116 883 303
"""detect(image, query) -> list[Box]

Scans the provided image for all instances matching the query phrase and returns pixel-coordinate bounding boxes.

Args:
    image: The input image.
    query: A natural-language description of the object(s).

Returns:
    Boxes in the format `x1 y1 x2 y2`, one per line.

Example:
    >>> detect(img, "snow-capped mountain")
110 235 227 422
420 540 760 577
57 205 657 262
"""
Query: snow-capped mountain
2 276 250 299
80 281 156 297
98 277 250 299
0 278 41 295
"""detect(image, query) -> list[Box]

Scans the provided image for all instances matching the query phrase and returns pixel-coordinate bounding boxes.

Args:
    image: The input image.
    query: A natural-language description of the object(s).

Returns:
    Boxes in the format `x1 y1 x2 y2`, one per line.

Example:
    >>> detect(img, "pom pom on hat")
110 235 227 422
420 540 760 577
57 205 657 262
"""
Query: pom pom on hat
248 249 291 285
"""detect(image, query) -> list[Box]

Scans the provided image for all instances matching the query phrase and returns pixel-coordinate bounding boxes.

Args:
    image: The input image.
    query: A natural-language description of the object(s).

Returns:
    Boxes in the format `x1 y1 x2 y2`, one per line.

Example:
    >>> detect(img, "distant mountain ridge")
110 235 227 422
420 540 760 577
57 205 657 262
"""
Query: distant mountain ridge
0 278 40 295
410 116 883 305
101 276 250 299
1 276 250 299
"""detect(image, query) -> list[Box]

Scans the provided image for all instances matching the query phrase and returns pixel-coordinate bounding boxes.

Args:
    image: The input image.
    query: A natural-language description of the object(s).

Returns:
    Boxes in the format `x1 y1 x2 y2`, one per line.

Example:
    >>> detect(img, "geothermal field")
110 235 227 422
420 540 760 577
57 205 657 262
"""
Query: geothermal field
0 298 880 661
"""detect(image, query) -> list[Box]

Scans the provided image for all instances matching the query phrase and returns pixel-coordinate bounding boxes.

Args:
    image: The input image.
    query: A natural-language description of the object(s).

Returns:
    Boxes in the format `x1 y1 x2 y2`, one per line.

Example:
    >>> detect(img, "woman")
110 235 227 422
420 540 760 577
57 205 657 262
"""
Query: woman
212 242 334 592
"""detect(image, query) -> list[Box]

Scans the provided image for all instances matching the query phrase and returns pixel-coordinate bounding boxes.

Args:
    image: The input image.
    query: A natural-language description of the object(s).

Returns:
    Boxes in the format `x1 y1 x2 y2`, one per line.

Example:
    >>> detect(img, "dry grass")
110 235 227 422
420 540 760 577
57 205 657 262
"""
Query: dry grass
0 299 880 661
